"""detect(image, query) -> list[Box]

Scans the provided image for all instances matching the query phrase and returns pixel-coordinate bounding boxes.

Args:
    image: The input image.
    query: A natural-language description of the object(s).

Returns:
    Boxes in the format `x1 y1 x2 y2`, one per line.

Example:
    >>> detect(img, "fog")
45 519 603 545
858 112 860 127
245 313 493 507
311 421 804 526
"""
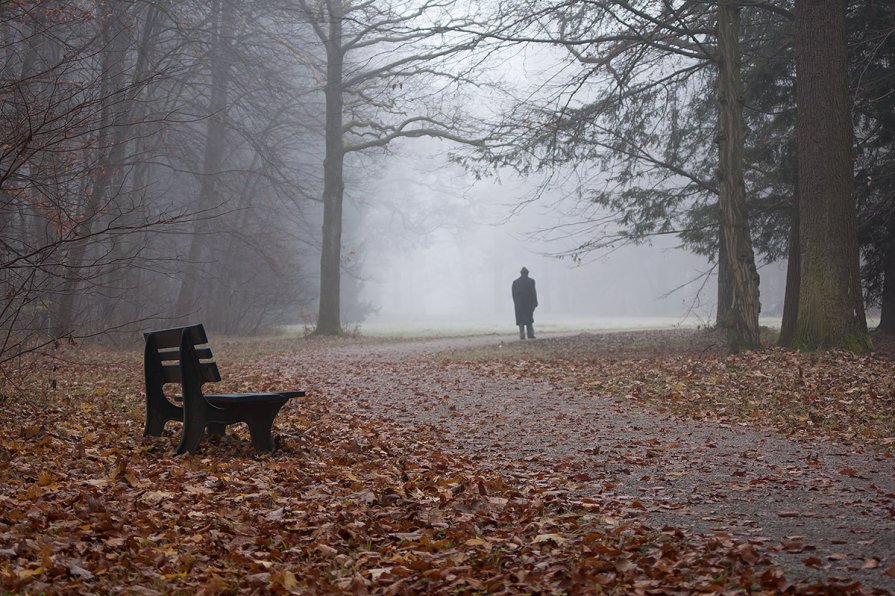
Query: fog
2 0 886 360
349 140 787 336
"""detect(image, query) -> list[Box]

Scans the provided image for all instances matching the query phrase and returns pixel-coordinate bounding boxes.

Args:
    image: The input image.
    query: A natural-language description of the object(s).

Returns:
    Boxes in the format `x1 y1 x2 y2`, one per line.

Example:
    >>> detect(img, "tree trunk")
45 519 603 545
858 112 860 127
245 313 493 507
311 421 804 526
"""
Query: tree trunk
778 194 800 345
792 0 871 352
174 0 234 322
314 0 345 336
716 221 732 327
877 212 895 333
716 3 760 353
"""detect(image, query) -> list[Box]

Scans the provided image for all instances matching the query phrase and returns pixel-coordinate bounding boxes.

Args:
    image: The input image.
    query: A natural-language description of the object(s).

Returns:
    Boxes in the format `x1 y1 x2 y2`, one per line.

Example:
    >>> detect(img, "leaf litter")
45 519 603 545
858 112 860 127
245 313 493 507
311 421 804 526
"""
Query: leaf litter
0 329 892 593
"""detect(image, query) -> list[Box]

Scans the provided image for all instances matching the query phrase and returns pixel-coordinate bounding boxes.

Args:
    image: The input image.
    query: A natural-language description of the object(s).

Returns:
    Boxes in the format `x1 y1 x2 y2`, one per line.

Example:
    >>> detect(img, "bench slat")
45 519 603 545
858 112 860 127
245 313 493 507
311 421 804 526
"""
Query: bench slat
144 324 208 350
201 362 222 383
156 347 213 362
277 390 305 398
205 391 304 401
161 362 221 384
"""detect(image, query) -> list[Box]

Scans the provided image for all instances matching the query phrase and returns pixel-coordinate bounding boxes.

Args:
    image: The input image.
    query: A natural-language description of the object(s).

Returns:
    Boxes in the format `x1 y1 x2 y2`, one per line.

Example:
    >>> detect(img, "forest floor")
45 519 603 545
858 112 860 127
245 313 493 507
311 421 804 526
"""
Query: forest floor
1 328 894 593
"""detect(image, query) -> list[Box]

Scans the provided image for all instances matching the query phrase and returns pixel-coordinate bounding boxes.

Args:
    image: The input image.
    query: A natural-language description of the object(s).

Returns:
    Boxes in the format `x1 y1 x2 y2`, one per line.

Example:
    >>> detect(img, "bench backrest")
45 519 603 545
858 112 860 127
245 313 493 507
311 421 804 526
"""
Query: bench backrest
144 324 222 394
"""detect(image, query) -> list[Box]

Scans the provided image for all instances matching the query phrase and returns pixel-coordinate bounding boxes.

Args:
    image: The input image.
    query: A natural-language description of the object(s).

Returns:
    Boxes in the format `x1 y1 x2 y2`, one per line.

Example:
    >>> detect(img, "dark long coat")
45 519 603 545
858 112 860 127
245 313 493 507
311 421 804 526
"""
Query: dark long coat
512 274 538 325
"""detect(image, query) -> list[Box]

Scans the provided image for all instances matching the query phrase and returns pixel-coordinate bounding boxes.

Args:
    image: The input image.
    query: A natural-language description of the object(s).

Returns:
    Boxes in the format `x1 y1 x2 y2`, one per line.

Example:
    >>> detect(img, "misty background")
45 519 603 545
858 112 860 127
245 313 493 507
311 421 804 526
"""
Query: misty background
347 137 788 335
4 0 889 358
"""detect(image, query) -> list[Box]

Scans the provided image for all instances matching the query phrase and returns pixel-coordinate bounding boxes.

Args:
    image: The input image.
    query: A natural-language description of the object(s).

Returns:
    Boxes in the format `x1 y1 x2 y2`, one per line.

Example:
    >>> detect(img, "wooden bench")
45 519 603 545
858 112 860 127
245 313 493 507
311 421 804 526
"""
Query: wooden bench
142 323 303 454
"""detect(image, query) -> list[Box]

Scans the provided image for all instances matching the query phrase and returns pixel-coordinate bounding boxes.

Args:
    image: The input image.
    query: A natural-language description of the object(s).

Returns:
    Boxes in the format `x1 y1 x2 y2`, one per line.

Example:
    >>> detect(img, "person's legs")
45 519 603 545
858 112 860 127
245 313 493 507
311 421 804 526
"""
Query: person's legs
518 325 525 340
526 323 535 339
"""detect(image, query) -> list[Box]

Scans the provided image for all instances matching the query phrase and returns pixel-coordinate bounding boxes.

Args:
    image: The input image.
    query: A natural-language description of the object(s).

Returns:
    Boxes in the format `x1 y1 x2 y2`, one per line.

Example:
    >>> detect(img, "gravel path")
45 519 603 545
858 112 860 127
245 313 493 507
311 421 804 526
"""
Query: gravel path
292 332 895 592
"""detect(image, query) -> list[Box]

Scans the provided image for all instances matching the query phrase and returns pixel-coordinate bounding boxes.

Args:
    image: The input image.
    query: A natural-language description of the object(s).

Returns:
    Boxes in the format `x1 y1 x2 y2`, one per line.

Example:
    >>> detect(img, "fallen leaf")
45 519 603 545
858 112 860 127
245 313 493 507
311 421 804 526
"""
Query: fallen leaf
532 533 567 545
368 567 392 580
140 490 173 505
68 562 94 580
16 567 44 580
838 468 865 478
281 570 299 591
464 538 492 549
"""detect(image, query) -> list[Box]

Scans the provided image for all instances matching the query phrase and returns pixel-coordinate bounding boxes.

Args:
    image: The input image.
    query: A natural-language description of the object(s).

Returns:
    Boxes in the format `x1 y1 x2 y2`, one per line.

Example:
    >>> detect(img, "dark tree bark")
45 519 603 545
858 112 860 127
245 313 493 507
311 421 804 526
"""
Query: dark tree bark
878 213 895 333
315 0 346 336
716 222 732 327
778 194 800 345
792 0 871 352
716 3 760 352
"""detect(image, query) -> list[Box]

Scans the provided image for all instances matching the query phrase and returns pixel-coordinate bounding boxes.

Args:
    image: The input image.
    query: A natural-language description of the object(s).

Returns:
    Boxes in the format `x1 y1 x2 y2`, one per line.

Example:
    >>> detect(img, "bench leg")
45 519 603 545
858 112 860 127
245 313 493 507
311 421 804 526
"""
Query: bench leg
245 405 283 452
144 392 182 437
175 416 206 455
144 410 169 437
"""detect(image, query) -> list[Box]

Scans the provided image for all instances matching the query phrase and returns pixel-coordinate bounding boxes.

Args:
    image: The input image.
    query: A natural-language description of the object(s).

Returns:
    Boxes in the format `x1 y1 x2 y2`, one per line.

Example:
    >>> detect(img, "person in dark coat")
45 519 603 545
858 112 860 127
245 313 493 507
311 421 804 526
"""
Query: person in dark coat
512 266 538 339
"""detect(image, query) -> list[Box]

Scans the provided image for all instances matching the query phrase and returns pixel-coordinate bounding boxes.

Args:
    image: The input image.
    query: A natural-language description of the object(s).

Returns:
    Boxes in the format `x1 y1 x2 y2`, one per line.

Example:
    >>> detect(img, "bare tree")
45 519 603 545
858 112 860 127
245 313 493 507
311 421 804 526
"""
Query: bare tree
0 1 185 362
173 0 237 321
0 0 325 371
104 0 324 334
141 0 325 334
291 0 486 335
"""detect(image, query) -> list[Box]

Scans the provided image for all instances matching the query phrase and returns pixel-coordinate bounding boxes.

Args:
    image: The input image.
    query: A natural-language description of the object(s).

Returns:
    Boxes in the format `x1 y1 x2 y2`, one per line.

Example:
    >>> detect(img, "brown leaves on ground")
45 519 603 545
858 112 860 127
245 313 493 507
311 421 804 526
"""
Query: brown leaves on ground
450 329 895 447
0 334 886 593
